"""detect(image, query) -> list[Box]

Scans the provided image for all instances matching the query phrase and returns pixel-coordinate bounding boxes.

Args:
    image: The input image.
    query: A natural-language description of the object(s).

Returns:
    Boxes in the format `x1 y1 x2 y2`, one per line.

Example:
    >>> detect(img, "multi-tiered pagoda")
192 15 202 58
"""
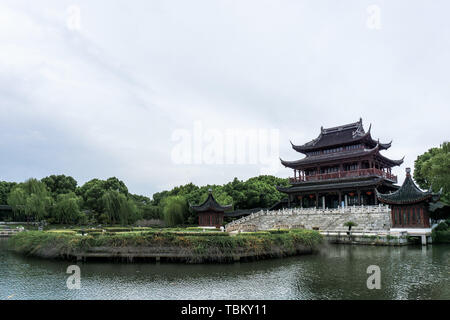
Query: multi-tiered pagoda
278 119 404 209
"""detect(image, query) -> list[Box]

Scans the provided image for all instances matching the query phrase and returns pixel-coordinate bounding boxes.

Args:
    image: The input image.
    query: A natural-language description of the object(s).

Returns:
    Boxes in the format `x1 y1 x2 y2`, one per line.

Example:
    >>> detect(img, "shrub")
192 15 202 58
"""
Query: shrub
268 229 289 234
432 230 450 243
435 222 448 231
344 221 358 230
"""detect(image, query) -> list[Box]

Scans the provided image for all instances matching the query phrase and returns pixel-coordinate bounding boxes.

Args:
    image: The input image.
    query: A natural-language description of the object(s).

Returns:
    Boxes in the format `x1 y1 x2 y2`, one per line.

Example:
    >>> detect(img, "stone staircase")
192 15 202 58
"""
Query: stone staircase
225 205 391 232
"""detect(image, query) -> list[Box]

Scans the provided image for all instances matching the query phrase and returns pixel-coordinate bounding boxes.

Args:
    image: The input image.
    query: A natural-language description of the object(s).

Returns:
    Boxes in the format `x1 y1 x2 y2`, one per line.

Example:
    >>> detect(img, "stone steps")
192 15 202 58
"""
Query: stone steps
225 206 391 232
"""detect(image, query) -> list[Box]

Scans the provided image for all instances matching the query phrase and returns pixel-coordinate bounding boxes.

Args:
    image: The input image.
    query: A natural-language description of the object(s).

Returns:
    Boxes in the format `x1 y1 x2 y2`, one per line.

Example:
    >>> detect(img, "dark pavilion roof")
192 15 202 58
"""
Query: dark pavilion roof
277 177 397 194
190 189 232 213
281 144 404 169
0 205 12 211
291 118 392 154
281 119 403 169
376 168 442 205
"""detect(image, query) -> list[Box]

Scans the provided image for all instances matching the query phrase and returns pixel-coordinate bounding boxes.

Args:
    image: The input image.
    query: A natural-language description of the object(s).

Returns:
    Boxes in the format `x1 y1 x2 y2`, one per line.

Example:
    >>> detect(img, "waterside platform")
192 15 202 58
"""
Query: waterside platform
0 229 23 238
321 228 432 246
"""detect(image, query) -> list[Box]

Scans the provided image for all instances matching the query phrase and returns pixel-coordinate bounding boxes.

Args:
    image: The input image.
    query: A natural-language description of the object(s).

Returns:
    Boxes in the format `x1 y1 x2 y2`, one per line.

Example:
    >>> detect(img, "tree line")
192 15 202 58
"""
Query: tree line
0 175 290 226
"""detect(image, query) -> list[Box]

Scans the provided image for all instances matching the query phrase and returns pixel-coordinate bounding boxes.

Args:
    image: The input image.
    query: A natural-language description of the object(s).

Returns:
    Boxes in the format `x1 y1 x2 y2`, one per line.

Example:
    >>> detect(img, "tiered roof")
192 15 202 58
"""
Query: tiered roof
191 189 232 213
277 177 393 193
281 118 403 169
281 144 404 168
290 118 392 153
376 168 441 205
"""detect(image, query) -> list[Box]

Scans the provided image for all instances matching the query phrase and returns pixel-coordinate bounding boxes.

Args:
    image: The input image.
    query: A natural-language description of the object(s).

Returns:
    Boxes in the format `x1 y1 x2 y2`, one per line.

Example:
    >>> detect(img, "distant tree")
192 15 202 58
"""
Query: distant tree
141 205 163 220
0 181 17 204
151 175 289 214
151 190 170 206
53 192 82 224
162 196 188 227
8 179 53 222
414 142 450 204
77 179 105 213
41 175 77 198
77 177 129 214
104 177 129 195
7 187 27 219
101 190 139 225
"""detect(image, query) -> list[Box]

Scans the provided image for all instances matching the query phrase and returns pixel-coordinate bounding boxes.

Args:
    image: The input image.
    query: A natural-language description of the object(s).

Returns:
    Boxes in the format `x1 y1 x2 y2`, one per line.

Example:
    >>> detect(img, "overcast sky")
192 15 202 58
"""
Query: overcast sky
0 0 449 197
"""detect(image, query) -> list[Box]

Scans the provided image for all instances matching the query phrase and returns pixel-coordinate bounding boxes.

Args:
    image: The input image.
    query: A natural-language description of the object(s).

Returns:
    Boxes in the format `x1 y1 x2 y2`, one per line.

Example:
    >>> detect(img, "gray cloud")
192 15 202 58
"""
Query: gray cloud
0 0 449 197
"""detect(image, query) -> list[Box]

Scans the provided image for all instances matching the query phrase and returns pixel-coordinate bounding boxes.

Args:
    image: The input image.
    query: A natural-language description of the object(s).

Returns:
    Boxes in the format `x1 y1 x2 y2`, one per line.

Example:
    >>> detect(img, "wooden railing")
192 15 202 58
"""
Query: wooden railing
290 168 397 183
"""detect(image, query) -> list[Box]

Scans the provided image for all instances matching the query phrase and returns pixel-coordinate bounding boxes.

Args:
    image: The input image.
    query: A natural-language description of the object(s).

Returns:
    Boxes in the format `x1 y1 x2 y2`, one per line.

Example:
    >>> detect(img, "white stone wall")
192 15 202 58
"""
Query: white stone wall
226 205 391 232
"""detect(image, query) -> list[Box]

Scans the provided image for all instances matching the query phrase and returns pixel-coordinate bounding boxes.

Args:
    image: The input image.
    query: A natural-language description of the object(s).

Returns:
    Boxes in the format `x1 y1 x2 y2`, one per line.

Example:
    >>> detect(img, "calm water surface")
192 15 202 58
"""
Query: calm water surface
0 240 448 300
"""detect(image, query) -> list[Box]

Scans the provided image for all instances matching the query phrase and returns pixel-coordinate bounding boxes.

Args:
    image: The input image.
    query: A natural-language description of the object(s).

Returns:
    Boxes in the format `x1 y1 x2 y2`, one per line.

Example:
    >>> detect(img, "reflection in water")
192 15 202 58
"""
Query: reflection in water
0 239 448 300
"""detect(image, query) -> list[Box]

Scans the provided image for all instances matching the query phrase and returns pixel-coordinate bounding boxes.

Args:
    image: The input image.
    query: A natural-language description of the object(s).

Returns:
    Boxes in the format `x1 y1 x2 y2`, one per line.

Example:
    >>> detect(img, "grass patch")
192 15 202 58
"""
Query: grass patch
8 229 323 262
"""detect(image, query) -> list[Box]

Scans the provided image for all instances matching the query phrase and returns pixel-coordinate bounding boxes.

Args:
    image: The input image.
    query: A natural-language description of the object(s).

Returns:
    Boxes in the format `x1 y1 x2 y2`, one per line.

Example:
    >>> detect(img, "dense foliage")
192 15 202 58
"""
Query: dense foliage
431 219 450 243
1 175 289 226
162 196 189 226
7 179 53 222
414 142 450 204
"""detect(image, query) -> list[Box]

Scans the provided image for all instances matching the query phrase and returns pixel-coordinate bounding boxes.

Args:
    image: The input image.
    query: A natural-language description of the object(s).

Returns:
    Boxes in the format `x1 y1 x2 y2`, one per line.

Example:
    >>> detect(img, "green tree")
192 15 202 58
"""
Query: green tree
0 181 17 204
7 187 27 220
41 175 77 198
162 196 188 227
77 177 129 215
7 179 53 221
101 190 139 225
414 142 450 204
151 175 289 213
53 192 82 224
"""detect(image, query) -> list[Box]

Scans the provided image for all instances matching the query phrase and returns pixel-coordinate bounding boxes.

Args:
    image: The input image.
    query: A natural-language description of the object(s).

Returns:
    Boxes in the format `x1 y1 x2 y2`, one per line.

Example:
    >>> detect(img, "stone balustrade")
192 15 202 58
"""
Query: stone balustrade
225 205 391 233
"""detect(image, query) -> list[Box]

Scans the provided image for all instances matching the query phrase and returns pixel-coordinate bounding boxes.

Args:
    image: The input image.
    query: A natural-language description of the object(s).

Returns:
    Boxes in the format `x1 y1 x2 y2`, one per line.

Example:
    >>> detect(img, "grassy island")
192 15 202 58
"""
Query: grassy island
8 228 323 263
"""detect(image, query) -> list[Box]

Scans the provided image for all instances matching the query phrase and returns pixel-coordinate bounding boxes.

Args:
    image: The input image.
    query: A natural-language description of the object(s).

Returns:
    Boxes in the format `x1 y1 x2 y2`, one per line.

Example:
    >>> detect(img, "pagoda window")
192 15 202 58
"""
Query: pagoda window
320 166 338 174
344 163 358 171
320 146 345 155
344 144 361 151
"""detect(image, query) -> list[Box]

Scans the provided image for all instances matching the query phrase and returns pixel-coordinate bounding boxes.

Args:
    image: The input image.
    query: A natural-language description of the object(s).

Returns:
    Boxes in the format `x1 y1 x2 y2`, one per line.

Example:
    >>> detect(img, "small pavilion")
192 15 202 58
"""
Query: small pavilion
191 189 232 228
376 168 442 228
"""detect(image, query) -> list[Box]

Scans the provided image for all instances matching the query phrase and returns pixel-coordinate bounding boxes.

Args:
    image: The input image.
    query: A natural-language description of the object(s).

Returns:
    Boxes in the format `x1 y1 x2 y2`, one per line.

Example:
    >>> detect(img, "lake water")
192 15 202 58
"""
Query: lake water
0 239 448 300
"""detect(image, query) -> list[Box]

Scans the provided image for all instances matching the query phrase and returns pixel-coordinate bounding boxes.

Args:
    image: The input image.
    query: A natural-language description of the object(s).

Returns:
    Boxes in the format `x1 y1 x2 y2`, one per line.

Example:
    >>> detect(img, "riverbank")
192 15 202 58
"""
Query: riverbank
8 229 323 263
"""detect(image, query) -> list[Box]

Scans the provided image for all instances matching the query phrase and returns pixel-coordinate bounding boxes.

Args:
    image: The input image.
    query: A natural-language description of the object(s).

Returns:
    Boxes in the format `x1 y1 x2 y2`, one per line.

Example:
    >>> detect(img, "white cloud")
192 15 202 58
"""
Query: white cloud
0 0 449 197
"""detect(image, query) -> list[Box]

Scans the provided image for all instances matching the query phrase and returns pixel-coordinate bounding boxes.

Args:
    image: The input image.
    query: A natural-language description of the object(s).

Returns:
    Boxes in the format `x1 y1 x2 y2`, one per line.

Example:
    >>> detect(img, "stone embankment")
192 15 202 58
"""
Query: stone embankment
225 205 391 233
